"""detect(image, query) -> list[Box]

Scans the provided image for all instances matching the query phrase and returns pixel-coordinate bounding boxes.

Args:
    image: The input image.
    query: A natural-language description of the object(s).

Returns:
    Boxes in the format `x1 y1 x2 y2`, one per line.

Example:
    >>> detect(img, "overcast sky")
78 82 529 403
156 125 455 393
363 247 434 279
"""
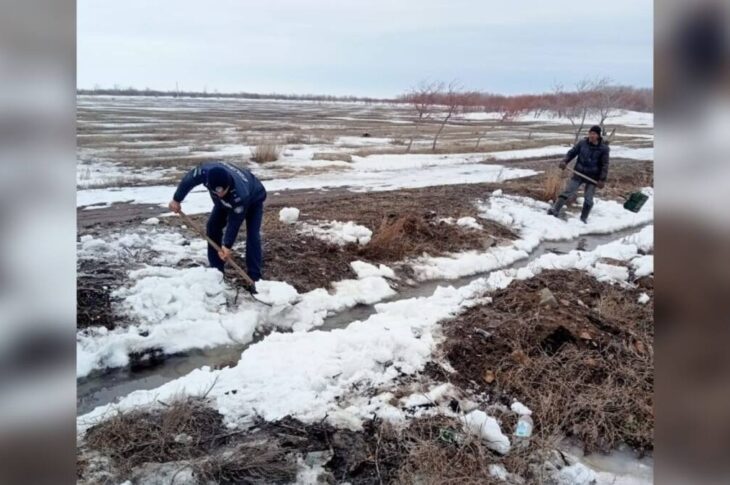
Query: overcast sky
77 0 653 97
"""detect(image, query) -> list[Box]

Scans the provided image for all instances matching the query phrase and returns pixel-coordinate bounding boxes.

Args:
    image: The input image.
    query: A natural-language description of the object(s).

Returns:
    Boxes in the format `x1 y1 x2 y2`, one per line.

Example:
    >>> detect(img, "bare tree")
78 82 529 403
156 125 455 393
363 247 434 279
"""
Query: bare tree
592 76 625 130
551 82 567 118
403 81 440 153
561 79 597 144
431 80 463 151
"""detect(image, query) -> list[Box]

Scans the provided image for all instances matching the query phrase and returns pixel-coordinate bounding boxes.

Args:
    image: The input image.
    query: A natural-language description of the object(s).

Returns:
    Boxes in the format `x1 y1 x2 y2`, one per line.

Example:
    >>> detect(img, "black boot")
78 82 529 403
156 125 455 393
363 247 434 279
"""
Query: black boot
580 203 592 223
548 197 566 218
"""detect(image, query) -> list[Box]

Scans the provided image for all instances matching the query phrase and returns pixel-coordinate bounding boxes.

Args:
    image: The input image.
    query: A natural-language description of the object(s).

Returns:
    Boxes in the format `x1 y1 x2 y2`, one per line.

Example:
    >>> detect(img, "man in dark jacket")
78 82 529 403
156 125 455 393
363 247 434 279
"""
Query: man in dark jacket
168 162 267 289
548 125 610 223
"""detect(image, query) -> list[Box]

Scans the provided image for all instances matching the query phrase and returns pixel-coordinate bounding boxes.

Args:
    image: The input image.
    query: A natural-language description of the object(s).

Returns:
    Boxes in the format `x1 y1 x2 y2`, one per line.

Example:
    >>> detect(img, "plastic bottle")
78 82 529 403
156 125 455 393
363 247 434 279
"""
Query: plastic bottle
514 414 534 440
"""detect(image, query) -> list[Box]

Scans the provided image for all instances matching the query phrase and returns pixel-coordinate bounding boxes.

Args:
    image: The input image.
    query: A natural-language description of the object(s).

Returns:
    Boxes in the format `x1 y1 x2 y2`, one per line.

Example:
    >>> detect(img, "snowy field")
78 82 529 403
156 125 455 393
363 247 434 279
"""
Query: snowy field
76 96 654 484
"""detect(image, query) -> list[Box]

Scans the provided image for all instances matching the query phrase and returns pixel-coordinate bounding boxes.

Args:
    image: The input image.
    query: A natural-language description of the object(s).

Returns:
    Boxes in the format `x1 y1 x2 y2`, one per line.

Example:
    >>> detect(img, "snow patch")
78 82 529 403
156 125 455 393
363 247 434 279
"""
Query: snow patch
510 401 532 416
298 220 372 246
462 410 511 454
350 261 396 279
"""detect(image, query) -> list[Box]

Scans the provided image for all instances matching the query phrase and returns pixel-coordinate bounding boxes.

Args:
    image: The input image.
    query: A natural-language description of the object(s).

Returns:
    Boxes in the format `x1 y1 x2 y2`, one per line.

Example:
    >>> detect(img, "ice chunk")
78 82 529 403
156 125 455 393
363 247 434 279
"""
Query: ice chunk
254 280 300 306
279 207 300 224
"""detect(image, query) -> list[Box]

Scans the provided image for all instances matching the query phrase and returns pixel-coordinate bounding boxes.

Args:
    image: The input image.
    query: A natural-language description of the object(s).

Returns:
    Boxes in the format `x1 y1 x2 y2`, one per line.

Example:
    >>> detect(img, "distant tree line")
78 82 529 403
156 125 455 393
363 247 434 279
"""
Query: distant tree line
77 81 652 117
76 86 391 104
400 77 653 148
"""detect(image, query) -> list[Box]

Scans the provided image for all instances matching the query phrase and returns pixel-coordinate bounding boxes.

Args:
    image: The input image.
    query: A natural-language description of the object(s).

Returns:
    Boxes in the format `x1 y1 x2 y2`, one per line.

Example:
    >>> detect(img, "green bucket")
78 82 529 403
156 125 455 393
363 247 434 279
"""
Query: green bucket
623 191 649 213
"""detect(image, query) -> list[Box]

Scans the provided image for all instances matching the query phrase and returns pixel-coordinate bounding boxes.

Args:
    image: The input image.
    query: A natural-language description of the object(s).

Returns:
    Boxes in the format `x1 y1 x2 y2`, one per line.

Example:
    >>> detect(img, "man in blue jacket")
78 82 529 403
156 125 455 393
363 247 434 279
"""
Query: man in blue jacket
548 125 610 223
168 162 267 290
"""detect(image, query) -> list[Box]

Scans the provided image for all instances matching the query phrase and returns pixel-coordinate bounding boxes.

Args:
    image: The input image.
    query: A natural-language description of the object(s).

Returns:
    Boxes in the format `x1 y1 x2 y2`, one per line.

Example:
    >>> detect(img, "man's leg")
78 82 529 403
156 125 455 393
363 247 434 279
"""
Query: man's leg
549 177 582 217
580 183 597 222
244 199 264 281
206 205 228 272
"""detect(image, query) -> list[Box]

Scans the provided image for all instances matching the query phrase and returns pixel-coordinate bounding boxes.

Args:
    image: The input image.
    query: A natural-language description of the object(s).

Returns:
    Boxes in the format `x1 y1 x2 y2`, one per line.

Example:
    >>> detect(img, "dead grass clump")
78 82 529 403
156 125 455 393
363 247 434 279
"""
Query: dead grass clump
312 151 353 163
361 213 487 262
84 398 225 474
542 168 564 202
250 142 281 163
443 270 654 455
394 416 503 485
196 443 296 484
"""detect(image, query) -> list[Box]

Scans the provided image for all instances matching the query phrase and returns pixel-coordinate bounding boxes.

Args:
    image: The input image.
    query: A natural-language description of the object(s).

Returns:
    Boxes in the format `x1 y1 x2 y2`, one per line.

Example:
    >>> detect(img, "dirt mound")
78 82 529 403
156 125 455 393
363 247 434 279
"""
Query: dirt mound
360 212 491 262
442 270 654 454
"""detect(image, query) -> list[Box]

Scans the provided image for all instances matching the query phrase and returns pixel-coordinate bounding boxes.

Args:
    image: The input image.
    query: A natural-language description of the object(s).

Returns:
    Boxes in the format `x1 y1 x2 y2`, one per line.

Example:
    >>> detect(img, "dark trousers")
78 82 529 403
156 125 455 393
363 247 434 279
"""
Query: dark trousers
206 200 265 281
556 176 596 210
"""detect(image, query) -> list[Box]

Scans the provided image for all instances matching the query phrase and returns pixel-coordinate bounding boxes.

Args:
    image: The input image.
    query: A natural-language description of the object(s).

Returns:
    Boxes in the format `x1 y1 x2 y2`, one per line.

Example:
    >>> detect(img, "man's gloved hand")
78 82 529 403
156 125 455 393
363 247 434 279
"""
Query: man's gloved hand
597 180 605 189
244 282 258 295
558 161 567 170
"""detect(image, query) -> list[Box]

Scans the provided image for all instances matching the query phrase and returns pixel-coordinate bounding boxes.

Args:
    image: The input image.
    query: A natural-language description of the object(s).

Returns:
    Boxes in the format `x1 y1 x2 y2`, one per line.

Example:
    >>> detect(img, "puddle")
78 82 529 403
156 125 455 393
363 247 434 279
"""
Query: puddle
77 224 649 415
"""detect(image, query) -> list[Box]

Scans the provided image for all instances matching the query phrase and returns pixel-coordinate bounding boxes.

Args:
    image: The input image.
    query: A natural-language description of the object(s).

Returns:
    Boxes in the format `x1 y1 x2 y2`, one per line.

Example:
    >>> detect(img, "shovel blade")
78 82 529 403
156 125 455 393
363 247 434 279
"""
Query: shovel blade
623 191 649 213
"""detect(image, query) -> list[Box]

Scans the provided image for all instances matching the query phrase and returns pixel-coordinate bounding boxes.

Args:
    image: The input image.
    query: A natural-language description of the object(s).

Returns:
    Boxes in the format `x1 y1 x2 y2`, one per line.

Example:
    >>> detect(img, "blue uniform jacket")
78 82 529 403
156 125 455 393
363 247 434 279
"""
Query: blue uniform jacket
173 162 266 247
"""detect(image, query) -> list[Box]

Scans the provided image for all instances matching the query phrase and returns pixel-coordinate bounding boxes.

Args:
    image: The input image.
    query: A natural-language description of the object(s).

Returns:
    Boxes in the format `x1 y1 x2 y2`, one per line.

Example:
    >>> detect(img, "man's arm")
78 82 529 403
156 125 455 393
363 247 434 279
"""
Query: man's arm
222 206 246 249
173 165 206 203
599 145 610 182
559 141 581 168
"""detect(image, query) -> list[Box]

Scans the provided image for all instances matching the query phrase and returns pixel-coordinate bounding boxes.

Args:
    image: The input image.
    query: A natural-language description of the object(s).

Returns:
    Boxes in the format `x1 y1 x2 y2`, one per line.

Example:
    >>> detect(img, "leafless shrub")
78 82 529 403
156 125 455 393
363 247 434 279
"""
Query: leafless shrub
250 141 281 163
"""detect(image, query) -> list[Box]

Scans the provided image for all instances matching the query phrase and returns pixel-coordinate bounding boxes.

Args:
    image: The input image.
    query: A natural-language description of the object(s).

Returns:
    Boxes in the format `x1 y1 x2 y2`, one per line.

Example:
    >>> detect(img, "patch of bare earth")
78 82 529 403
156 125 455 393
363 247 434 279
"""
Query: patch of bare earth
441 269 654 455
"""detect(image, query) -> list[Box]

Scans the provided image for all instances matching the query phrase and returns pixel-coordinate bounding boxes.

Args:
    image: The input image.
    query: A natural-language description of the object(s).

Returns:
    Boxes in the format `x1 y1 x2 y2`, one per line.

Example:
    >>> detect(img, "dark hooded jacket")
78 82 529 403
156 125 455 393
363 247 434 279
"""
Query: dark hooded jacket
562 137 610 182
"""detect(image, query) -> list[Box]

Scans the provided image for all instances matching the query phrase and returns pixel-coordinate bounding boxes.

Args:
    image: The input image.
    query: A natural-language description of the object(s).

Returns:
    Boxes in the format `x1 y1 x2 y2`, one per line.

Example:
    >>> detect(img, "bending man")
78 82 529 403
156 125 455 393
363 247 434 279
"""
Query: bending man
169 162 267 289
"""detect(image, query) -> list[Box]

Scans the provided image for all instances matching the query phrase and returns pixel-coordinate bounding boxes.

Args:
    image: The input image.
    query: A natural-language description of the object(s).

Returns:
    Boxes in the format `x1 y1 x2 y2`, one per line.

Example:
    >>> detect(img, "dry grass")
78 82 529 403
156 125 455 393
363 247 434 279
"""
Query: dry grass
250 141 282 163
196 443 296 483
443 270 654 455
83 398 225 474
361 213 490 262
542 168 564 202
82 398 298 484
389 415 562 484
312 151 353 163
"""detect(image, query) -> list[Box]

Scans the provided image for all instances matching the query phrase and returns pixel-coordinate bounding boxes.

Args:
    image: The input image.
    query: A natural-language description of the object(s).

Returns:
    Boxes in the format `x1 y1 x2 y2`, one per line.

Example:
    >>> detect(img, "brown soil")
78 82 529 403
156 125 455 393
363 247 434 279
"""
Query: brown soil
441 270 654 455
167 184 517 293
77 259 125 330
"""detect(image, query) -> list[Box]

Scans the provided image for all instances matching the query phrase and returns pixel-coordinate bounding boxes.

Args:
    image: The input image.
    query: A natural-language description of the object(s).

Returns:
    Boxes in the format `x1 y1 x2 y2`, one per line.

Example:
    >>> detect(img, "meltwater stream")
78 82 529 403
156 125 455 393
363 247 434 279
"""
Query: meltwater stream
77 225 648 415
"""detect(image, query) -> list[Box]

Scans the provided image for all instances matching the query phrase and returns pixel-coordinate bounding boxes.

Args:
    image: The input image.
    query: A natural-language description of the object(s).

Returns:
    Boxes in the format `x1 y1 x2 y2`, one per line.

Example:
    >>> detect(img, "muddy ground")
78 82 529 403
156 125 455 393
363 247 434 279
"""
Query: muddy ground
78 182 518 301
441 269 654 455
76 157 650 327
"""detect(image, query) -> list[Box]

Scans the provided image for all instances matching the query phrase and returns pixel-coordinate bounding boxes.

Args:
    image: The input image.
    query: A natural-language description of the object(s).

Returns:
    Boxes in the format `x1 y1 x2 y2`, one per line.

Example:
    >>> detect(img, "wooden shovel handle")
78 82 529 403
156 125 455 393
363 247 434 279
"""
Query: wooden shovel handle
566 167 600 185
177 210 255 287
